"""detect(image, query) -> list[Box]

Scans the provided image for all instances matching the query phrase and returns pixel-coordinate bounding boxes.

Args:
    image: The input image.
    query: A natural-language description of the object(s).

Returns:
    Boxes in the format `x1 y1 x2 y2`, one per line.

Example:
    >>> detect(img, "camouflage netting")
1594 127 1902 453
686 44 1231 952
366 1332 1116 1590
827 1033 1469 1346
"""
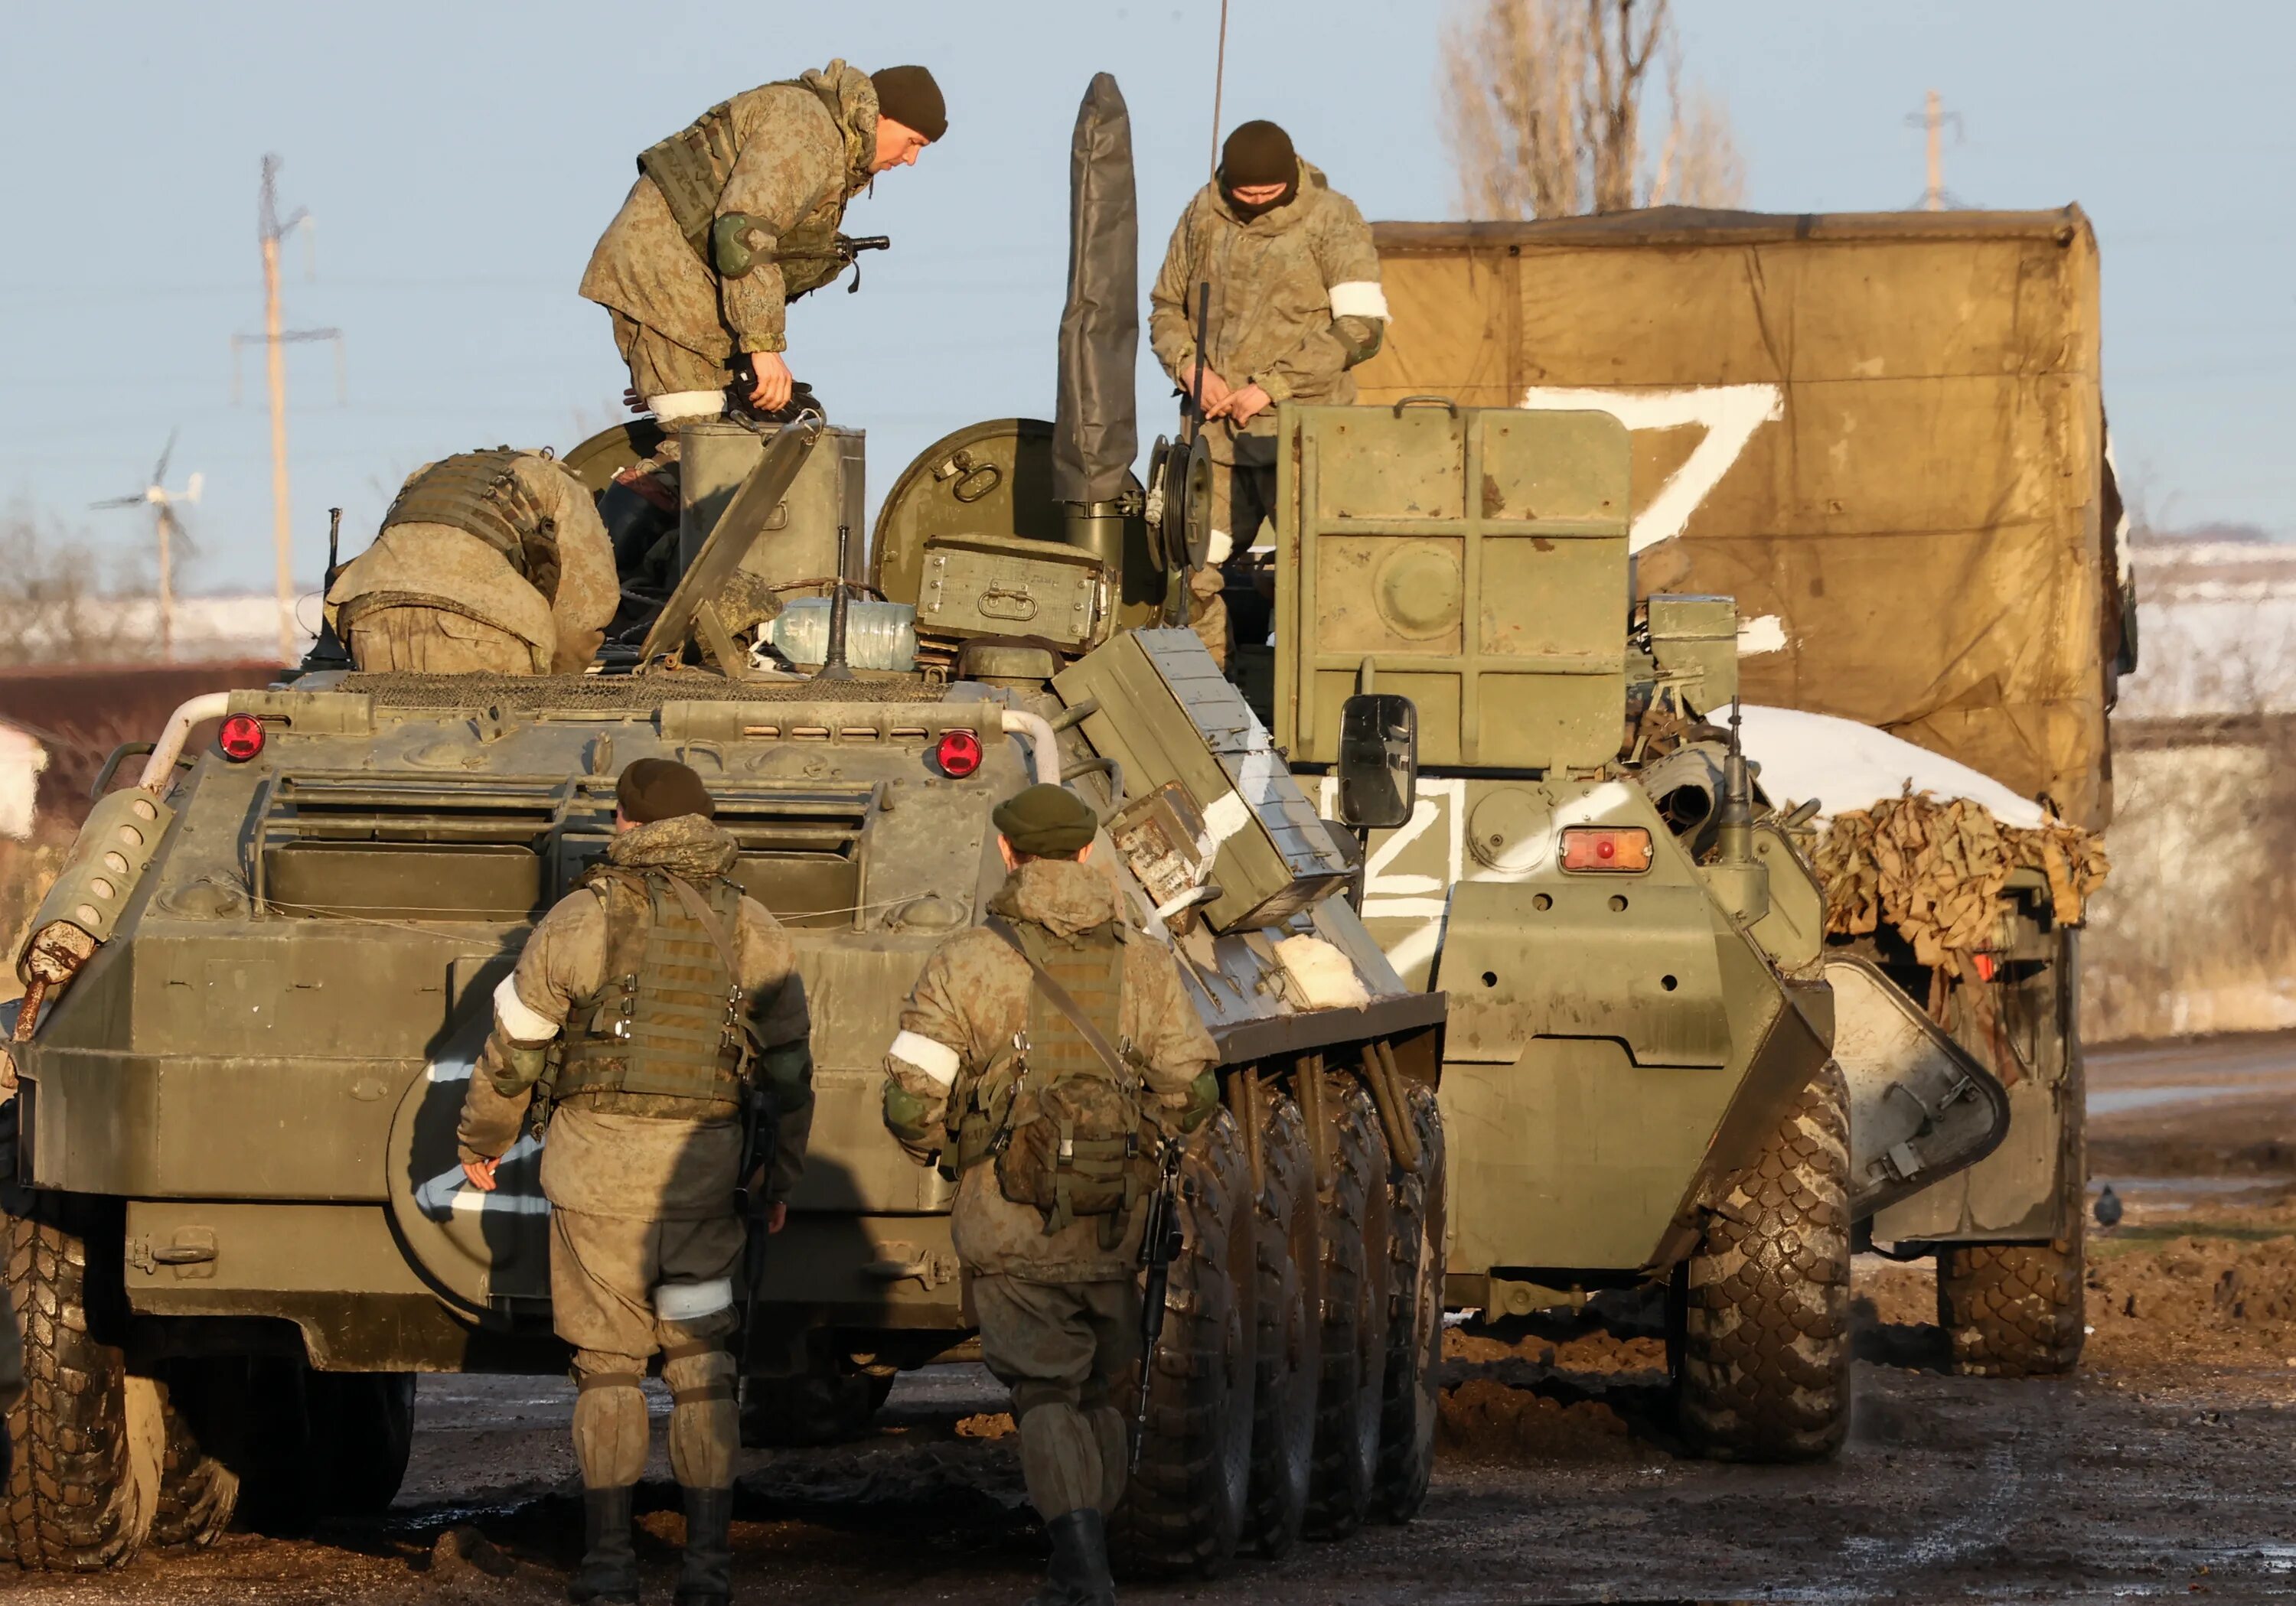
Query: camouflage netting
336 670 943 709
1809 791 2109 976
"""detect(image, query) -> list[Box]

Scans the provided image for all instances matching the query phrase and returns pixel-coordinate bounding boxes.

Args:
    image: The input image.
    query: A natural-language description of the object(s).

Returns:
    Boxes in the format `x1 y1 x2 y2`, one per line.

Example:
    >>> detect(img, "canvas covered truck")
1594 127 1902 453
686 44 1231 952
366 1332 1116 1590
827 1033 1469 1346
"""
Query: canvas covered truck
1345 206 2131 1376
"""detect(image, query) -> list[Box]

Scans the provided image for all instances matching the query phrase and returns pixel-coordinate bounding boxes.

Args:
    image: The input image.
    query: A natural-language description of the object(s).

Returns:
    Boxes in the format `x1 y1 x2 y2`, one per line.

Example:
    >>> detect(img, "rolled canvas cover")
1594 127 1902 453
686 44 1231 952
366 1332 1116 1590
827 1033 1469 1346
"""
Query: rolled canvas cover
1355 207 2119 827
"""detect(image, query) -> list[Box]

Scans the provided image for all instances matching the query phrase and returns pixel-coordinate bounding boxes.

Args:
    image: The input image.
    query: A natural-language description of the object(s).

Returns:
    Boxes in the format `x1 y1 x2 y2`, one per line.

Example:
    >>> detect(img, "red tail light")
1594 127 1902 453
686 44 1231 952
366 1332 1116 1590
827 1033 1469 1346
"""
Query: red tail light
217 714 266 762
935 728 983 779
1559 826 1652 873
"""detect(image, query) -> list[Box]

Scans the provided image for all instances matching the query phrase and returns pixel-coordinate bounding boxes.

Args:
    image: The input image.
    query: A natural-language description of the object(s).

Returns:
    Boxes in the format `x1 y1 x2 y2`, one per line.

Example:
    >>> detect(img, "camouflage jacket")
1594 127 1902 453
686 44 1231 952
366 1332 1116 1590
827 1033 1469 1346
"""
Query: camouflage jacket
455 816 814 1211
323 451 618 674
579 61 878 362
1148 158 1386 458
880 858 1218 1282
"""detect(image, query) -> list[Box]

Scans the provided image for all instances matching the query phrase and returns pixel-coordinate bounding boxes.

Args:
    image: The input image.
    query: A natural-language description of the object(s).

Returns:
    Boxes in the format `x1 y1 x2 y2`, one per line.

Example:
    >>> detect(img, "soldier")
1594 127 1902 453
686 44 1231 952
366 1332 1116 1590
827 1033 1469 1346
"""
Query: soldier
1149 119 1388 666
581 61 947 432
456 758 813 1606
879 784 1218 1606
323 448 618 675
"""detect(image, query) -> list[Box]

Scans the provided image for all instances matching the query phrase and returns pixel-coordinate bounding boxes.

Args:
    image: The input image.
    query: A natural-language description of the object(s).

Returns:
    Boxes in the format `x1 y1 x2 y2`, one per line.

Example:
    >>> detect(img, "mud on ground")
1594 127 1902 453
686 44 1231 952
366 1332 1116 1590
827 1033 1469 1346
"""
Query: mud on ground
8 1034 2296 1602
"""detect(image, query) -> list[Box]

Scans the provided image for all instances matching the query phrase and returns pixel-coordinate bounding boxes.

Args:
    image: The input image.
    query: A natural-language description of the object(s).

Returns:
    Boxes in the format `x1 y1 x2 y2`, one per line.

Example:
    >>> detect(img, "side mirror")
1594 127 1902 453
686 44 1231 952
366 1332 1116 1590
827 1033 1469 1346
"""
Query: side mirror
1336 693 1417 829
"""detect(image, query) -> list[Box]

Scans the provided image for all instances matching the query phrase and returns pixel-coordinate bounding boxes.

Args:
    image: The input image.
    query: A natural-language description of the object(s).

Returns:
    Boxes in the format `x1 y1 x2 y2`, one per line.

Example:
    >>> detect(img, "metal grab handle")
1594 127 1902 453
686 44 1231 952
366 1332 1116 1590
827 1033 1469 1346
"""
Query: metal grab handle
90 742 155 801
1392 395 1459 417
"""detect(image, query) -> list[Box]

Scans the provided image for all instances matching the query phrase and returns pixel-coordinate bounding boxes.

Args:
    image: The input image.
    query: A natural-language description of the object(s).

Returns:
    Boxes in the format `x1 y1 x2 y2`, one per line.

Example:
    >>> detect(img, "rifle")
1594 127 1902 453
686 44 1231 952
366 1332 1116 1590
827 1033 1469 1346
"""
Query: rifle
732 1078 781 1371
1132 1139 1186 1470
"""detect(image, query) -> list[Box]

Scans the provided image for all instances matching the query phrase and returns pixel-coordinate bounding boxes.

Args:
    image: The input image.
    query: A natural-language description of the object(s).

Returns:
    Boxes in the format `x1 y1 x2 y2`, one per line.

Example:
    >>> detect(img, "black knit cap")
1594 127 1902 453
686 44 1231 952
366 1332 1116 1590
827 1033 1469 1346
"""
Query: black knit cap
1220 119 1295 187
871 65 947 142
617 758 716 824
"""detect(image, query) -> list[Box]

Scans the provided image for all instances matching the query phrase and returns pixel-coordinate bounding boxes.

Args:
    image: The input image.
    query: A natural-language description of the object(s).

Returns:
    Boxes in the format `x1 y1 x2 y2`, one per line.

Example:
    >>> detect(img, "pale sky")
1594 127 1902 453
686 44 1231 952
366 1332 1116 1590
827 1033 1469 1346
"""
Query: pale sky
1 2 2285 594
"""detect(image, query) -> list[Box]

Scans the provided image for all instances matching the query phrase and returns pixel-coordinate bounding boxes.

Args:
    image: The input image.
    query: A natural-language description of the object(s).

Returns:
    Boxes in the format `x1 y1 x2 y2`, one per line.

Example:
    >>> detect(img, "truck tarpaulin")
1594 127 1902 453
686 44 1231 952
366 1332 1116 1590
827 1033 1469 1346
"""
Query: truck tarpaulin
1354 207 2125 828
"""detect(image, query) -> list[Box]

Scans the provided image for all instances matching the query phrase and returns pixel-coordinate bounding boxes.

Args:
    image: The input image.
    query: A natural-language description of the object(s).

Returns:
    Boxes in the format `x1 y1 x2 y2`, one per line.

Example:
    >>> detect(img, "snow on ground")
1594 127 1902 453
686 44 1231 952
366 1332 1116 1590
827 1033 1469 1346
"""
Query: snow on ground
1737 705 2046 828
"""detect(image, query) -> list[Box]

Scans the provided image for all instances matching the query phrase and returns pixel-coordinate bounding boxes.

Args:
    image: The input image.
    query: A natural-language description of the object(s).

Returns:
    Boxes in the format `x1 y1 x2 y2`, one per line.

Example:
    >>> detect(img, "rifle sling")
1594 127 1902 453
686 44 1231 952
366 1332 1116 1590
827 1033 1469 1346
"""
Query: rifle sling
983 916 1127 1081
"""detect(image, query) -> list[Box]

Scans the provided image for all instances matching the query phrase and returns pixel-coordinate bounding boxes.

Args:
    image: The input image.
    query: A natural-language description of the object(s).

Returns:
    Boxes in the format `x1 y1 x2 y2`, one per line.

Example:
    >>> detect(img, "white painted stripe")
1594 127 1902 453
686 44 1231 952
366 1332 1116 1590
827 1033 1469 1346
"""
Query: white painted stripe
494 976 559 1046
1328 281 1390 321
655 1278 735 1321
1737 614 1787 656
888 1030 960 1086
1201 789 1251 843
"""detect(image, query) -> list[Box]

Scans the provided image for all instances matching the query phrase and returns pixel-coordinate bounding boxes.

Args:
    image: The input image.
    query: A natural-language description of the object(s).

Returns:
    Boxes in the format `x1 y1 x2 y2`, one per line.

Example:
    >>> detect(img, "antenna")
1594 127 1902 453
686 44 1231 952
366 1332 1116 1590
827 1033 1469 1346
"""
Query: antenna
1904 90 1965 211
90 428 203 663
1207 0 1232 177
231 155 344 666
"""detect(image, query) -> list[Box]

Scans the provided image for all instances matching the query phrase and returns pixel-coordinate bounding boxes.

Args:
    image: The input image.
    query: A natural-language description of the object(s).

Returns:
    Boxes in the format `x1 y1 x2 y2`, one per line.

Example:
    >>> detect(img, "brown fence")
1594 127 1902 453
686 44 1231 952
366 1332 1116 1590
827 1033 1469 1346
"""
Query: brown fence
0 660 281 824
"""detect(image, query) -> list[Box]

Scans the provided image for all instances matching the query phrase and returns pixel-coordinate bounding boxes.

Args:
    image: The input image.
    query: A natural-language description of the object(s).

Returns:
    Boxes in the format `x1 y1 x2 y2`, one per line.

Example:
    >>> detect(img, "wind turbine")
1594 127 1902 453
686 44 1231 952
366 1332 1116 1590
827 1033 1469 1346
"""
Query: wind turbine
91 431 203 662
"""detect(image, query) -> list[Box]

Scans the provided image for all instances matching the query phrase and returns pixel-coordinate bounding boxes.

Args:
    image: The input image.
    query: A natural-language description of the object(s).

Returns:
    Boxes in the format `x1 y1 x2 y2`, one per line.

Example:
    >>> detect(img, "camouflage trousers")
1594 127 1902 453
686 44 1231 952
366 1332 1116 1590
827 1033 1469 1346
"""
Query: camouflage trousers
971 1272 1139 1521
553 1204 745 1492
1189 458 1278 670
608 311 729 416
342 605 541 675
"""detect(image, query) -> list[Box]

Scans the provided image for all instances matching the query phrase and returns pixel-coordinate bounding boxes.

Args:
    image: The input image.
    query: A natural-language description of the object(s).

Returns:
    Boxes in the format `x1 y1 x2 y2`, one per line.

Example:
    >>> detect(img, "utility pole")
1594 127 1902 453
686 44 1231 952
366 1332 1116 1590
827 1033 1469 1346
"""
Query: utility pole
233 155 341 666
1906 90 1963 213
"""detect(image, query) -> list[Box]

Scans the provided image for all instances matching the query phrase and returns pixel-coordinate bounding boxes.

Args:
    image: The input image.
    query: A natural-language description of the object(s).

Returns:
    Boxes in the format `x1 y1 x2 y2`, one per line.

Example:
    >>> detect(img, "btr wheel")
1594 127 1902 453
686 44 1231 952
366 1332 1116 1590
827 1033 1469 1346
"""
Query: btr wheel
740 1354 895 1448
146 1362 240 1549
1246 1092 1316 1559
1303 1070 1390 1539
1675 1060 1852 1463
1113 1105 1255 1577
2 1195 155 1570
1371 1078 1446 1523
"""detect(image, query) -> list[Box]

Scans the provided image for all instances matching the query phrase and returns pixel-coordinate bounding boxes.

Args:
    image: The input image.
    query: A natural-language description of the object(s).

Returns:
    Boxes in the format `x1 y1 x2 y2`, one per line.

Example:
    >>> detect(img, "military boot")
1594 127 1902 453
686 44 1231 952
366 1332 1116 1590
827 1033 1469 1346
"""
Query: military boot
569 1485 639 1605
1025 1508 1116 1606
673 1485 735 1606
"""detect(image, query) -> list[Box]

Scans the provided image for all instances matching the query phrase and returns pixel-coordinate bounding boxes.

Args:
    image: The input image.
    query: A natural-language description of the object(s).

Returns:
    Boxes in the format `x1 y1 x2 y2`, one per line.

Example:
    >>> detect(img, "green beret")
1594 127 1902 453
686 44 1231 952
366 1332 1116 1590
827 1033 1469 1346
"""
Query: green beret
617 757 716 824
992 783 1097 858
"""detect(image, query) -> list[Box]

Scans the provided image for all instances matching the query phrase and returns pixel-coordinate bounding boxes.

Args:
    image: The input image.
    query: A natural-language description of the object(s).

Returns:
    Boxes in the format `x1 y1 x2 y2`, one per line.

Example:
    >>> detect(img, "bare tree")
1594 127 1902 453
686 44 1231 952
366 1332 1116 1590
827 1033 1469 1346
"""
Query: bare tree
0 503 157 668
1442 0 1746 220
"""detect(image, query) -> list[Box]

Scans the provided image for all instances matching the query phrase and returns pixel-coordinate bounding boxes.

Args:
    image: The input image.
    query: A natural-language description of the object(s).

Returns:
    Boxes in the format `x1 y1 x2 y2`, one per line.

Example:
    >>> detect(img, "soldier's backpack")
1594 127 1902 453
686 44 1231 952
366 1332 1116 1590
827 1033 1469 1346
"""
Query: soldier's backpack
978 916 1157 1241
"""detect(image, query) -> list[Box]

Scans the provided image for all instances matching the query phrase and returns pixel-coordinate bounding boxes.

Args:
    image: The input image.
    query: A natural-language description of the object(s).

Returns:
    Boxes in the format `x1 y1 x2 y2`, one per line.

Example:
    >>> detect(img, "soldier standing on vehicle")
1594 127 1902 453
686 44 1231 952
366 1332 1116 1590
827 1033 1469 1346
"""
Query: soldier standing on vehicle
879 783 1218 1606
1148 119 1387 666
322 448 619 675
456 759 813 1606
581 61 946 431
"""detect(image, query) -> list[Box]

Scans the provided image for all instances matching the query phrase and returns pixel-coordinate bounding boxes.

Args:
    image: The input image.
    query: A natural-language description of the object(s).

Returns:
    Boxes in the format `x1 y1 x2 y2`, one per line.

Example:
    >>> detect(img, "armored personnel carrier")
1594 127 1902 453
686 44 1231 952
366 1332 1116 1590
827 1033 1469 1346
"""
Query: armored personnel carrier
0 77 1444 1576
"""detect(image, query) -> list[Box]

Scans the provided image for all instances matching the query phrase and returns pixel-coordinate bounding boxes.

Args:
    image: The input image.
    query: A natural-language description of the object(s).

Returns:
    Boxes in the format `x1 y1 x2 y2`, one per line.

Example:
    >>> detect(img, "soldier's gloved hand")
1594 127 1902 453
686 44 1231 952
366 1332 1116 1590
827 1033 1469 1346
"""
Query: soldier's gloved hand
746 351 794 412
461 1156 502 1193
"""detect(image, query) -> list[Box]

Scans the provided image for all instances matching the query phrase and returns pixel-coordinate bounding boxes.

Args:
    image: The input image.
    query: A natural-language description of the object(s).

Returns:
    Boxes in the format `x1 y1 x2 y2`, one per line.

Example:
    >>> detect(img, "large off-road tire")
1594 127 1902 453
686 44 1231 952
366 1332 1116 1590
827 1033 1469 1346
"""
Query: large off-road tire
1936 967 2086 1379
1676 1060 1851 1463
1246 1092 1316 1559
1371 1079 1446 1523
1113 1106 1255 1577
1302 1071 1391 1539
2 1198 152 1570
309 1371 416 1516
740 1360 895 1448
146 1367 239 1549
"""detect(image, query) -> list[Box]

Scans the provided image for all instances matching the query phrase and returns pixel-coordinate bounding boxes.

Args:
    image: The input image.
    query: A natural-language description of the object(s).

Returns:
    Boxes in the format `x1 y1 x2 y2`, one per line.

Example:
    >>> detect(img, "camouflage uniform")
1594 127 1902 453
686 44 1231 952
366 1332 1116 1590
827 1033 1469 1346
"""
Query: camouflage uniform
581 61 880 422
456 813 810 1588
1148 159 1386 666
879 858 1216 1528
324 450 618 675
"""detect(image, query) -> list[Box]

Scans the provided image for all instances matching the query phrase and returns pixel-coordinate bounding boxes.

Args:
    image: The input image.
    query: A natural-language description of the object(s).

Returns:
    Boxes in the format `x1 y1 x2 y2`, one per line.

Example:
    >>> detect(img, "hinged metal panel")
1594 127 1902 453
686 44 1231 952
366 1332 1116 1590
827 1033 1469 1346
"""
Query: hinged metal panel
1274 403 1631 769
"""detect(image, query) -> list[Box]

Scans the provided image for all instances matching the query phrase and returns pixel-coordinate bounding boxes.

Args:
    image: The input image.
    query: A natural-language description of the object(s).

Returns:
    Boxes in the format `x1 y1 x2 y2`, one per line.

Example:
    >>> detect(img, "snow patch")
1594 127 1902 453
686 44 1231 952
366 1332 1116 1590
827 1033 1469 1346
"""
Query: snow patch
1736 614 1787 656
1737 705 2047 829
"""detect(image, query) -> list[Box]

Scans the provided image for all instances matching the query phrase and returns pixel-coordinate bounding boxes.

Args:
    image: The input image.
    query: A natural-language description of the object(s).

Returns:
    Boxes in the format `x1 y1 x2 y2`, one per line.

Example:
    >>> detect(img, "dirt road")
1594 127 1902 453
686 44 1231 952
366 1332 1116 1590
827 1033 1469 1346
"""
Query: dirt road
4 1034 2294 1604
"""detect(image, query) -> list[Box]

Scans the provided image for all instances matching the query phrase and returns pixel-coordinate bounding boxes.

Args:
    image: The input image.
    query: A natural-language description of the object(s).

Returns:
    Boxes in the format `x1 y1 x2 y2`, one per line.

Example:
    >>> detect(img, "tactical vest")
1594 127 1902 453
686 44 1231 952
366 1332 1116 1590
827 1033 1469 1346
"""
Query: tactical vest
636 78 866 297
381 449 563 601
555 867 752 1118
954 919 1154 1241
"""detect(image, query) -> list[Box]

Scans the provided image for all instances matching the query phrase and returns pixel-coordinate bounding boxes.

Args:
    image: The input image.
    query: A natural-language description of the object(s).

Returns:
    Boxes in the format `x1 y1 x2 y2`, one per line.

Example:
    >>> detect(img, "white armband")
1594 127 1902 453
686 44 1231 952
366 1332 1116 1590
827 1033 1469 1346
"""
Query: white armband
888 1030 961 1087
1328 281 1390 321
493 975 560 1047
